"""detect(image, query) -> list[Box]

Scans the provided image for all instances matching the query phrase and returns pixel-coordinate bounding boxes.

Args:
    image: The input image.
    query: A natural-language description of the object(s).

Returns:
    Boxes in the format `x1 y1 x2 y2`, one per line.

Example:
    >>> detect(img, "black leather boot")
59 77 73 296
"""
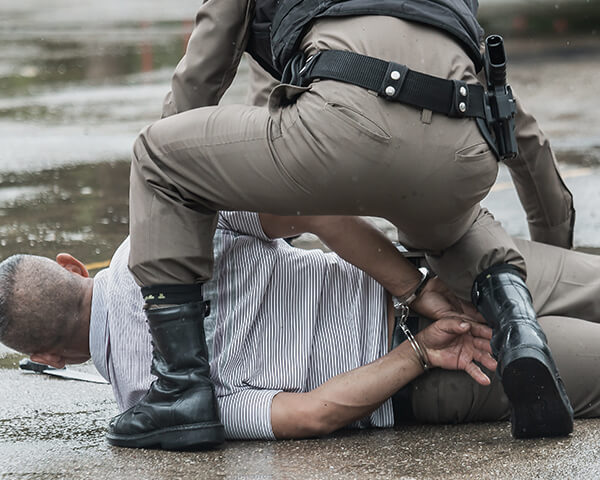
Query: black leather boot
106 299 224 450
472 264 573 438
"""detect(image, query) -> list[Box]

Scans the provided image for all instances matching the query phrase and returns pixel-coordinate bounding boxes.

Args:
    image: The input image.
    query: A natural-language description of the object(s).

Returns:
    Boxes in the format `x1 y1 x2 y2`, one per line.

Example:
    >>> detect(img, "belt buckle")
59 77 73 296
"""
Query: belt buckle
297 51 321 85
281 51 322 87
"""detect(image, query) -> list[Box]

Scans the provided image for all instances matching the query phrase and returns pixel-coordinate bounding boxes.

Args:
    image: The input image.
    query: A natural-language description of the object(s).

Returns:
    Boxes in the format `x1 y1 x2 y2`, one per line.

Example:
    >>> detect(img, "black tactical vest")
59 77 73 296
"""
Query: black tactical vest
246 0 484 79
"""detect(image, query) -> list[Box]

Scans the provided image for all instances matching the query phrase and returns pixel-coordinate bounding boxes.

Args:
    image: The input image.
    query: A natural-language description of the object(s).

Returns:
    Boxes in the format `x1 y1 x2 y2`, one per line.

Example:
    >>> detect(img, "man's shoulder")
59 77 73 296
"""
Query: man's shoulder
102 237 143 310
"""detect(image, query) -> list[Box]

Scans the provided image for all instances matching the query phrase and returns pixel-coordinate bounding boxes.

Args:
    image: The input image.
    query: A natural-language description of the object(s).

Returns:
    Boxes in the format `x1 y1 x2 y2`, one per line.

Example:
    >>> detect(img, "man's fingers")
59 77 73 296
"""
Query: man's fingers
473 337 493 355
473 349 497 371
446 292 464 314
465 362 491 386
469 322 493 340
436 318 472 335
436 317 492 339
459 301 486 323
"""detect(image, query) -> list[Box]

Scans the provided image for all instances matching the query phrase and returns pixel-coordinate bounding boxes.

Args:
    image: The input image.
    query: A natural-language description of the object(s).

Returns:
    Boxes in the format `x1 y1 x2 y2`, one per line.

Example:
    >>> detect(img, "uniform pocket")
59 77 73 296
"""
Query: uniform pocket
454 141 498 182
452 141 499 206
455 141 495 163
323 101 391 143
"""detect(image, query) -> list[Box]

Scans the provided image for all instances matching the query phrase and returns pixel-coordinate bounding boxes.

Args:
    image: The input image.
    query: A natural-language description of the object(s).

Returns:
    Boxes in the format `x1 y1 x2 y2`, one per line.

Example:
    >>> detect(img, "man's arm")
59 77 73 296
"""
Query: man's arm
271 318 496 439
162 0 255 118
259 214 480 321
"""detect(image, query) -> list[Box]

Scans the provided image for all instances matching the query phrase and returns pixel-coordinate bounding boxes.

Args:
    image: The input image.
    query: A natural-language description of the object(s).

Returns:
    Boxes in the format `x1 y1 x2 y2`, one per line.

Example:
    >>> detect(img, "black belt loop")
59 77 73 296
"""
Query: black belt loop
450 79 470 118
381 62 409 101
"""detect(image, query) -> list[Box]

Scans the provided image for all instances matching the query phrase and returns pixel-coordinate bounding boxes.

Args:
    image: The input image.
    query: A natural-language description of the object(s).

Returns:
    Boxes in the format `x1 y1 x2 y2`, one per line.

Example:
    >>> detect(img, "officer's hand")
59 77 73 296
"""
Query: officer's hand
417 317 496 386
410 277 485 323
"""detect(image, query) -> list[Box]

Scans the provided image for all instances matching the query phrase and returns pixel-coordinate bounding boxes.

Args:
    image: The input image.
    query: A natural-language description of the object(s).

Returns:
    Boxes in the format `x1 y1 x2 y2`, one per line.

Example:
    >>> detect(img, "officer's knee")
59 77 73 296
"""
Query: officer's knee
131 124 170 186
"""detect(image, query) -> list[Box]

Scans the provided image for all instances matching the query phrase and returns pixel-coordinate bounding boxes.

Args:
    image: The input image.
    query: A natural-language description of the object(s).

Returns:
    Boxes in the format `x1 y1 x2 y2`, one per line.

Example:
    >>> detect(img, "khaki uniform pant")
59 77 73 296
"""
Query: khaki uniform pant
130 16 525 294
411 239 600 422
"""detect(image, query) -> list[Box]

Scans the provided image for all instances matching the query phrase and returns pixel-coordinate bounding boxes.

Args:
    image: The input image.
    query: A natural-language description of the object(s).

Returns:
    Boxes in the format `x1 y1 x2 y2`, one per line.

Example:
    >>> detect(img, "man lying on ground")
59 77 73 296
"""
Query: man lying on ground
0 212 598 441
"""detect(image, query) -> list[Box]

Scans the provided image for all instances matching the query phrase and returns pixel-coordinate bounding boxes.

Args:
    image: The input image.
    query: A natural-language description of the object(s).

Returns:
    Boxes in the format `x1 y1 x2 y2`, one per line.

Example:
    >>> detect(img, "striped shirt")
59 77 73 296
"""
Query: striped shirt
89 211 393 439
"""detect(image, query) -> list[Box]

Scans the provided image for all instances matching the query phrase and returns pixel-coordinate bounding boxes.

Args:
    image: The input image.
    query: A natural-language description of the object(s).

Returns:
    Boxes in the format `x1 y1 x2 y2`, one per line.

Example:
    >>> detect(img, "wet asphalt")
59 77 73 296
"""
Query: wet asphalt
2 0 600 478
3 361 600 480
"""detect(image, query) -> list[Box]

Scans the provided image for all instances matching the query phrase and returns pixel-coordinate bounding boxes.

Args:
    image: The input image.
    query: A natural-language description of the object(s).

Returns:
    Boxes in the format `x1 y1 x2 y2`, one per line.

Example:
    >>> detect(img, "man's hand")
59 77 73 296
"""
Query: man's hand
410 277 485 323
271 314 496 439
417 317 497 386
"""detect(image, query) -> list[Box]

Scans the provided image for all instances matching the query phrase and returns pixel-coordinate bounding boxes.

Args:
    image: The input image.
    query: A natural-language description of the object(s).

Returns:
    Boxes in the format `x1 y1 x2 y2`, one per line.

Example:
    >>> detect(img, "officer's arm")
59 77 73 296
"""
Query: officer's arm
259 214 424 302
506 94 575 249
162 0 255 118
259 213 482 322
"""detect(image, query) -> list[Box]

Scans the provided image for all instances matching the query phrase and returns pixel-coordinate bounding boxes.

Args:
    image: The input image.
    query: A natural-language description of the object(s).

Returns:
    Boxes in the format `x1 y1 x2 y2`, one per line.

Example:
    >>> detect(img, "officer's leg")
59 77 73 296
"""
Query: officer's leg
424 208 573 438
111 103 316 450
411 316 600 424
422 208 523 301
513 237 600 321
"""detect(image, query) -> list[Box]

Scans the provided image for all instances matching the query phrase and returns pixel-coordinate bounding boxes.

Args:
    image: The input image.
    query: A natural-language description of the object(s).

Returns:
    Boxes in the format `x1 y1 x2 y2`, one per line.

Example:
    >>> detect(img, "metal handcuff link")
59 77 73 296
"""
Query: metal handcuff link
392 267 432 371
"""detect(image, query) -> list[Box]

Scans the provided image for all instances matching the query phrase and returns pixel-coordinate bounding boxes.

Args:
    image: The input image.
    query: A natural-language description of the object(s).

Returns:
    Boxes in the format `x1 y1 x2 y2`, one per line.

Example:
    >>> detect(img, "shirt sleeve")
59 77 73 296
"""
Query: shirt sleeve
217 211 271 241
162 0 254 117
106 237 156 412
504 93 575 249
218 389 282 440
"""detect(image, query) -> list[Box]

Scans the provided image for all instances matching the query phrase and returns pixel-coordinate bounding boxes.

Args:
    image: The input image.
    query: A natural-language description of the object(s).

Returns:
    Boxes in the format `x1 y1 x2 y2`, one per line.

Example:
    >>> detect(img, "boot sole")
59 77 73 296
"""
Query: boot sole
501 347 573 439
106 421 225 450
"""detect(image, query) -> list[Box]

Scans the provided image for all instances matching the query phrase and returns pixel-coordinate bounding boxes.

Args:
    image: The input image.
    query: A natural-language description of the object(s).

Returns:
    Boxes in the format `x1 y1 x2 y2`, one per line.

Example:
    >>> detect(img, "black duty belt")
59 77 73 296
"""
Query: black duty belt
285 49 487 120
282 41 519 161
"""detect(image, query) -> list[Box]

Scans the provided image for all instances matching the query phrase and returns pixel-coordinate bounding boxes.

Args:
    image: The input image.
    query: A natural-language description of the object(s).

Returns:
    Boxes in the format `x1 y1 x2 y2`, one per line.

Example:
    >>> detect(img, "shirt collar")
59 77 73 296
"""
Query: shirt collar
89 269 110 382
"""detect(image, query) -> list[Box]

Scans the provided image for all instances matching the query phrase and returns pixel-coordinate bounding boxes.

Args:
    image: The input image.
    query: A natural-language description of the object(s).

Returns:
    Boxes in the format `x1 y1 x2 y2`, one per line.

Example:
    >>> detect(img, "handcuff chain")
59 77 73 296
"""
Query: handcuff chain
396 303 429 372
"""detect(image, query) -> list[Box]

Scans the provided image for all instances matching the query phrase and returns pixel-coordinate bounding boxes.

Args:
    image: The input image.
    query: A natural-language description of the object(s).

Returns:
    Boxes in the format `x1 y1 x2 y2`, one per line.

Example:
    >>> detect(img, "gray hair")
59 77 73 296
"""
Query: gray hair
0 254 85 354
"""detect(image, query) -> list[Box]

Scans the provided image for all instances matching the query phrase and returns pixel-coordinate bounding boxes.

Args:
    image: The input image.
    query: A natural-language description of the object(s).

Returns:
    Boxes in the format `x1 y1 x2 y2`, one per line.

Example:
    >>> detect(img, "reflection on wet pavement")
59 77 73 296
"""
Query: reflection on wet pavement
0 162 129 263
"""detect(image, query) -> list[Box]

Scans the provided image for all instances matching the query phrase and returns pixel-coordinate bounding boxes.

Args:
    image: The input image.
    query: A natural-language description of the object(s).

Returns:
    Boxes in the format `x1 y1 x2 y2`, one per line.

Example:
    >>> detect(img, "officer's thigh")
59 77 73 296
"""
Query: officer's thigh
410 315 600 423
514 237 600 322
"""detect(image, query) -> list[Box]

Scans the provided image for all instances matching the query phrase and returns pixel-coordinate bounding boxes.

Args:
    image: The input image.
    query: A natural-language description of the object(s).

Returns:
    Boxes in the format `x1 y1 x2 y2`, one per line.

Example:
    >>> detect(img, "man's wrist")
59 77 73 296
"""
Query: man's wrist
392 267 432 308
392 303 430 372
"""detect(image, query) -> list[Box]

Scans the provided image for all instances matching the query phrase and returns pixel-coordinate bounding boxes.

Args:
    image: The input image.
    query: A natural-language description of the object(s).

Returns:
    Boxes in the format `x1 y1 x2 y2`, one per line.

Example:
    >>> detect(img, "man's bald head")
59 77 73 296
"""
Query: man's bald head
0 254 87 355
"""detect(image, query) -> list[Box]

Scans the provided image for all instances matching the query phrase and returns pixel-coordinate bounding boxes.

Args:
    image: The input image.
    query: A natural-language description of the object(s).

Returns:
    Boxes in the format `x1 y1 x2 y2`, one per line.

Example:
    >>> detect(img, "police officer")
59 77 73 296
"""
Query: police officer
111 0 576 449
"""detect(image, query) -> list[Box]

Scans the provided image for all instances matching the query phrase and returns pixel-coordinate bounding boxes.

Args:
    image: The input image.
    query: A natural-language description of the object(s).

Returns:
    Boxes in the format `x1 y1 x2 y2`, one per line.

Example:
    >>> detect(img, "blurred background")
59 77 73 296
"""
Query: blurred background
0 0 599 270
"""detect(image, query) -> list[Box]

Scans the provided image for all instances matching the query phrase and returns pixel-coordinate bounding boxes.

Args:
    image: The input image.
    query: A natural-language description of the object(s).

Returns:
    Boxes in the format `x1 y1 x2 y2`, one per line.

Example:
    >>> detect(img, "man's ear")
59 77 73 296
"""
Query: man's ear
30 353 65 369
56 253 89 278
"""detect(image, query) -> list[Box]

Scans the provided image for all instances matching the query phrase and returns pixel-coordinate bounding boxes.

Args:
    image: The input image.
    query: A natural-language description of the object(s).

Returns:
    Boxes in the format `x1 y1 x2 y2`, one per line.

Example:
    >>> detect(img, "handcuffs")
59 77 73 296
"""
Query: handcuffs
392 266 433 371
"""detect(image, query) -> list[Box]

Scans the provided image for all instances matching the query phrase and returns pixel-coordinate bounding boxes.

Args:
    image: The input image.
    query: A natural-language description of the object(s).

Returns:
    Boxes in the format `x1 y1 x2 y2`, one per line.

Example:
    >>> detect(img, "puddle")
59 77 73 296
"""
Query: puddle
0 162 129 263
0 353 25 369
